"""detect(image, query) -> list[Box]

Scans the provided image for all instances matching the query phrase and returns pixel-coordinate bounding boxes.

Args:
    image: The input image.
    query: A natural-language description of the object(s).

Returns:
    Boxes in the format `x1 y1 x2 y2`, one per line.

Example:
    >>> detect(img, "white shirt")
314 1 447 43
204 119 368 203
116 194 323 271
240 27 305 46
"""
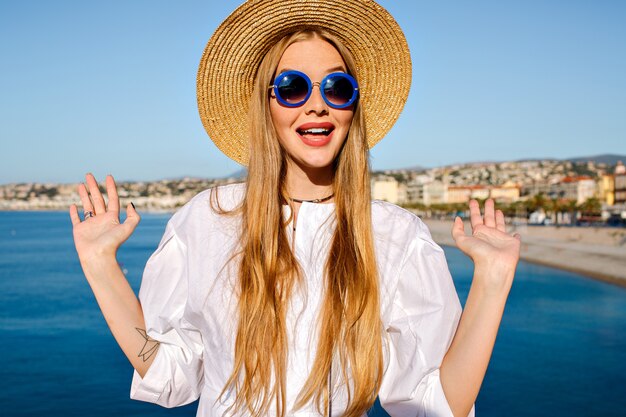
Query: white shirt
130 183 475 417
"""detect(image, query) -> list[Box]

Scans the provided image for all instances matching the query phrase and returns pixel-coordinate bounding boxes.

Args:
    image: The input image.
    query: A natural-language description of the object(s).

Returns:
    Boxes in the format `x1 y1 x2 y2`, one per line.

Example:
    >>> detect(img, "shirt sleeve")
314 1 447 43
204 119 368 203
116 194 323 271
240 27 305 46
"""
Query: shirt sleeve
378 220 475 417
130 219 205 407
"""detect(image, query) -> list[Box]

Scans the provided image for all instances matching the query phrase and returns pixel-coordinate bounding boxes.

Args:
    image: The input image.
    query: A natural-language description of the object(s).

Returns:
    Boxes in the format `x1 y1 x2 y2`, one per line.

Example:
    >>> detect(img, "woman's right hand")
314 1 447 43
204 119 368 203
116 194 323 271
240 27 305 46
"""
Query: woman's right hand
69 173 141 264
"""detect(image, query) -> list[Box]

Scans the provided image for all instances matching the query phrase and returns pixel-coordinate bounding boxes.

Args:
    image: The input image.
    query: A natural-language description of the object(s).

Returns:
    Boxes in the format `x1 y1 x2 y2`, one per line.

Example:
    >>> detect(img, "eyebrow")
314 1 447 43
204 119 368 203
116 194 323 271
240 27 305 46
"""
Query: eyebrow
277 65 348 74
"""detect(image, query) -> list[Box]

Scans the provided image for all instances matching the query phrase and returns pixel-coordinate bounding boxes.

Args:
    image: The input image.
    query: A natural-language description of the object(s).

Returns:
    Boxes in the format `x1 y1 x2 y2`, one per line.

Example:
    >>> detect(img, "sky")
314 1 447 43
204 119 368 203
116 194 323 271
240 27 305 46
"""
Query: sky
0 0 625 184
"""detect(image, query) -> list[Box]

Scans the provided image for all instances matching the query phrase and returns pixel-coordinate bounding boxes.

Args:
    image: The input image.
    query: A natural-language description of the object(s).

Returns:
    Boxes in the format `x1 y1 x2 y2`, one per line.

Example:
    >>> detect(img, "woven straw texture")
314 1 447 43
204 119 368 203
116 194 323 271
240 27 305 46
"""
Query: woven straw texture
197 0 412 165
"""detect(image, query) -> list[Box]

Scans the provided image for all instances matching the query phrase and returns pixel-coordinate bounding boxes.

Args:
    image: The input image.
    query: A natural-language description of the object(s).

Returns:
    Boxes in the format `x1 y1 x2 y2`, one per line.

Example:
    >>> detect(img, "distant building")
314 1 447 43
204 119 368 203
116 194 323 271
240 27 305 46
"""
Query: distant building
446 185 490 202
552 176 597 204
405 175 431 204
423 181 447 206
470 186 490 200
405 176 448 205
613 161 626 205
489 183 520 203
615 173 626 204
522 181 555 198
405 181 423 204
447 186 472 204
371 176 406 204
598 174 615 206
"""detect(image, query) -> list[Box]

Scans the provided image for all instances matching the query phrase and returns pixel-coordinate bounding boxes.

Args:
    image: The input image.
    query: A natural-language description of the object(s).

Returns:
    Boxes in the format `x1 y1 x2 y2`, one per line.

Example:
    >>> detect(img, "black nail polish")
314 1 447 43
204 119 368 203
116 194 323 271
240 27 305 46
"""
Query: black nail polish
131 202 135 209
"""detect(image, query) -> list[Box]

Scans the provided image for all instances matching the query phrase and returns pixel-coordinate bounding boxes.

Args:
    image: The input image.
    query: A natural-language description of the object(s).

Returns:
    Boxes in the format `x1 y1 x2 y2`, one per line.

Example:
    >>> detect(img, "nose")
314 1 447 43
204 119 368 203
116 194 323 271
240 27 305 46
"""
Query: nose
304 82 328 115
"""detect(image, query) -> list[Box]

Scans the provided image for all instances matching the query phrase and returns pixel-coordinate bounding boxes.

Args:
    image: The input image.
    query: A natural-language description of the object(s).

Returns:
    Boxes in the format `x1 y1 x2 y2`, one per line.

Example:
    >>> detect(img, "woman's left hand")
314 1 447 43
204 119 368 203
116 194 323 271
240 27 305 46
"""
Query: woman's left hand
452 198 521 294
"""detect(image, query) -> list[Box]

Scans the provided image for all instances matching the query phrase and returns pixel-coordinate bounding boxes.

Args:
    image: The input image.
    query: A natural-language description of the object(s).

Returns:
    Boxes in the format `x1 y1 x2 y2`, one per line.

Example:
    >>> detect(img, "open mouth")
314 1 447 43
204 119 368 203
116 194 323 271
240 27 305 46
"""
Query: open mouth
295 122 336 145
296 127 335 137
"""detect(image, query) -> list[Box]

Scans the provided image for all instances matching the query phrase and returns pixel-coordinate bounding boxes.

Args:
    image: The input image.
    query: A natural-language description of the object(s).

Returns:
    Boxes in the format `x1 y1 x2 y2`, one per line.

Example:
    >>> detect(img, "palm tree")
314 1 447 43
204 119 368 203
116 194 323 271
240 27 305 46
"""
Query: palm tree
527 192 547 213
578 197 601 217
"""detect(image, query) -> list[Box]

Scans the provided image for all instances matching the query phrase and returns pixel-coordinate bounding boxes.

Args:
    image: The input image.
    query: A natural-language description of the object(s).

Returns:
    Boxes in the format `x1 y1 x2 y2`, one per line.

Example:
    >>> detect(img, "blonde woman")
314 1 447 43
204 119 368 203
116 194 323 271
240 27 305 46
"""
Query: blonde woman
70 1 520 417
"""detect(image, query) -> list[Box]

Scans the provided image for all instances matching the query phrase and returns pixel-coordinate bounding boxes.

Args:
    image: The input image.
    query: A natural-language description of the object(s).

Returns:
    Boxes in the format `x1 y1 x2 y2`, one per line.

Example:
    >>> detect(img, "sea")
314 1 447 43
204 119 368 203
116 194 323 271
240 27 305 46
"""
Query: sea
1 211 625 417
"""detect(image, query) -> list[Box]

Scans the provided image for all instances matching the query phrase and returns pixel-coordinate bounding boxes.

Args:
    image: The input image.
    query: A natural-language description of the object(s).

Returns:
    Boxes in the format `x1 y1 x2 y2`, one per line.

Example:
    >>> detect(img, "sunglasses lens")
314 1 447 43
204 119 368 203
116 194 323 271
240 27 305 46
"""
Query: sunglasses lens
276 73 309 105
323 75 355 106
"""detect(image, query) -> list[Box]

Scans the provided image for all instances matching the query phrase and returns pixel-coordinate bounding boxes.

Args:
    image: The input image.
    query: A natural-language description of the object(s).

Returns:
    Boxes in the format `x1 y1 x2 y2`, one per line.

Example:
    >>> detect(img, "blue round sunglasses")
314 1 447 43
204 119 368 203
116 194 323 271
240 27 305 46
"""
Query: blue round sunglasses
269 70 359 109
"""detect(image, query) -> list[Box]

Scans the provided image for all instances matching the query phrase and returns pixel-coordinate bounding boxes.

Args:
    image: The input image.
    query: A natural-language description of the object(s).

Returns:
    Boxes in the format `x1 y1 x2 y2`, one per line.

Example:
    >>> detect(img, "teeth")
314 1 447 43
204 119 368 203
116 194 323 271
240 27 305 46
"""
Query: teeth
300 128 331 135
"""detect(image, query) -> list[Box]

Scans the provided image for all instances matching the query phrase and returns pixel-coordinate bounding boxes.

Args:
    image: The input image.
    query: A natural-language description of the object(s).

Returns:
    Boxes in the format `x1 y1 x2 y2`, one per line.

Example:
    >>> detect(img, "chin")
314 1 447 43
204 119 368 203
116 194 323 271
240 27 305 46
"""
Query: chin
302 160 335 170
292 155 337 171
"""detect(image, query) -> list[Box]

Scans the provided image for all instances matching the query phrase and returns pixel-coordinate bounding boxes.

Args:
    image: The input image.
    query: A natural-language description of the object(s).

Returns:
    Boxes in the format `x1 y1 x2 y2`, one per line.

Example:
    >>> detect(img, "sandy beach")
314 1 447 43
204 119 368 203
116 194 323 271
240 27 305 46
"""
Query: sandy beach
422 218 626 288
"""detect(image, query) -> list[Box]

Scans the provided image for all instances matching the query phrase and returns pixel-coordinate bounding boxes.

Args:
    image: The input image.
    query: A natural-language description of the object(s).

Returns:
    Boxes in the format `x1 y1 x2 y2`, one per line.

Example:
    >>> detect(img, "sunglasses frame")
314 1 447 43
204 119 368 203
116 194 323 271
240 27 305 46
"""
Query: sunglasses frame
269 70 359 109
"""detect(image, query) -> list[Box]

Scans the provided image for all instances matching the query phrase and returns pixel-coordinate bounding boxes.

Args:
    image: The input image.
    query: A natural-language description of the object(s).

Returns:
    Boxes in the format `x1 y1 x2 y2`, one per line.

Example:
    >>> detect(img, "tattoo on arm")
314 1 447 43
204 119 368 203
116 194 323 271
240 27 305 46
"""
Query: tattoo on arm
136 328 160 362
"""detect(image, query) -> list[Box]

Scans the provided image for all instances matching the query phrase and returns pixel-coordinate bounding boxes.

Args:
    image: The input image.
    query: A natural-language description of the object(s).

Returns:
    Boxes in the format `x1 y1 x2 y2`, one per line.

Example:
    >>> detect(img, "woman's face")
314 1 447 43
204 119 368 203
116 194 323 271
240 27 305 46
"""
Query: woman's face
269 38 354 176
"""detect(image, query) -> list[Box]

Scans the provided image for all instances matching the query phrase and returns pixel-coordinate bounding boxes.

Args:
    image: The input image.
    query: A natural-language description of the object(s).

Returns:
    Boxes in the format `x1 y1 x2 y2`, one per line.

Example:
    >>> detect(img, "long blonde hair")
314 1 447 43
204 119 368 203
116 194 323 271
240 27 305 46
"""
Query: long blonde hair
219 29 382 417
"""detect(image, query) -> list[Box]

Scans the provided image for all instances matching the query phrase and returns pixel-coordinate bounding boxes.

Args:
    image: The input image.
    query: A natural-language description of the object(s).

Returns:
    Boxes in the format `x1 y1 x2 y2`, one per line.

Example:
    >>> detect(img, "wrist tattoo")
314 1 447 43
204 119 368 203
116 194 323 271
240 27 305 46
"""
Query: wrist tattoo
136 327 160 362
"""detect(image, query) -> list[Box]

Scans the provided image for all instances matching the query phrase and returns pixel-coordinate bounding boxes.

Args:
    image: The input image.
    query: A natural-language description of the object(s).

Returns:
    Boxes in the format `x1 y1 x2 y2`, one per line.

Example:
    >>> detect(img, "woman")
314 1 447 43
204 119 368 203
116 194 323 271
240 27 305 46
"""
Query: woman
70 1 521 417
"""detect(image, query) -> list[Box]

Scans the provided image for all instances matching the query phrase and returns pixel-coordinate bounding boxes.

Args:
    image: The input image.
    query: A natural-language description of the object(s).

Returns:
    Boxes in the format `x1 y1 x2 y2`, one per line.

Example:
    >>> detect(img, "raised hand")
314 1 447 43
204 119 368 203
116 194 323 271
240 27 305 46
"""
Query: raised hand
69 173 140 264
68 176 153 379
451 199 521 294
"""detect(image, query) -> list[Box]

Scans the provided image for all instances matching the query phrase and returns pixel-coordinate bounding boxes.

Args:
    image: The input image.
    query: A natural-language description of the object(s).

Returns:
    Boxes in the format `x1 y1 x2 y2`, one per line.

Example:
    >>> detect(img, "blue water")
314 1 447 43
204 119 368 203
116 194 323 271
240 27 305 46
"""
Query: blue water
1 211 625 417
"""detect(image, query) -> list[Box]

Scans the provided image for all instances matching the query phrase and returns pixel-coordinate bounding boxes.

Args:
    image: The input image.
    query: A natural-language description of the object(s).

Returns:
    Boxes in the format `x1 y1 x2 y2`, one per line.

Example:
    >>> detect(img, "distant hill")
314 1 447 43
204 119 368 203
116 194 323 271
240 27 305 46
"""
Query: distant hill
566 154 626 165
461 154 626 167
389 154 626 172
402 165 427 171
227 168 247 179
512 154 626 165
372 165 427 173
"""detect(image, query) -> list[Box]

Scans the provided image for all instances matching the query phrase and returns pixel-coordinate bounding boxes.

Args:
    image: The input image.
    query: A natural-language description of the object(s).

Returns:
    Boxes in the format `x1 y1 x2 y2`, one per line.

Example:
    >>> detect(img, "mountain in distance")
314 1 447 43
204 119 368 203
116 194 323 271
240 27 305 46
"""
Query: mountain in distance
374 165 427 173
565 154 626 165
226 168 247 179
131 169 247 182
407 154 626 171
507 154 626 165
398 165 427 171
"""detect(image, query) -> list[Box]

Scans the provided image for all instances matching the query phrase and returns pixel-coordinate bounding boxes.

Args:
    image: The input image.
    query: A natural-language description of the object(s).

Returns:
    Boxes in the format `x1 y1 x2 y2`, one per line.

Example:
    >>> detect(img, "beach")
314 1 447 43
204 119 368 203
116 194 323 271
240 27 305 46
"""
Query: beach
423 219 626 287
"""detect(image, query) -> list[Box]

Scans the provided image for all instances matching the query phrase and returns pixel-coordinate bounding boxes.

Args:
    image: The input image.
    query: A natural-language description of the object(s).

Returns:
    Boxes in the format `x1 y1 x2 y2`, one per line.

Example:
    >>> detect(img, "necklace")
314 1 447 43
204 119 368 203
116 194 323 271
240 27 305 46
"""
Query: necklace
288 193 334 232
288 193 334 204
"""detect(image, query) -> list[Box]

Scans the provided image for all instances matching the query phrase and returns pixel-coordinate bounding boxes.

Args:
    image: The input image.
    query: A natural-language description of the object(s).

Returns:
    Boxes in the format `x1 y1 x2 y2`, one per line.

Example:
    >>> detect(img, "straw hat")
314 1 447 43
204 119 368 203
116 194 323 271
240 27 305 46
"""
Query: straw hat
197 0 412 165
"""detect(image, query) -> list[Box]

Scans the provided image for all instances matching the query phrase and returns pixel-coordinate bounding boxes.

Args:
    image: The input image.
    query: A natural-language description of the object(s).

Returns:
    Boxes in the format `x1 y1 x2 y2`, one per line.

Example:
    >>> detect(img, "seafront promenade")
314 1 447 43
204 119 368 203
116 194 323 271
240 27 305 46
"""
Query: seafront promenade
423 218 626 287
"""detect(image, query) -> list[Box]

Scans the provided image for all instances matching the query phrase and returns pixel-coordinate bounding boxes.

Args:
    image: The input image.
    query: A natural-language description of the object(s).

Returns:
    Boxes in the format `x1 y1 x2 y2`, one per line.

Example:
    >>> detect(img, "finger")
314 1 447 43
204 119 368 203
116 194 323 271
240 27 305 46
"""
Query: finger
495 209 506 232
86 173 106 215
451 216 466 241
69 204 81 226
106 175 120 214
122 202 141 235
77 182 94 217
484 199 496 228
469 199 483 229
514 233 522 241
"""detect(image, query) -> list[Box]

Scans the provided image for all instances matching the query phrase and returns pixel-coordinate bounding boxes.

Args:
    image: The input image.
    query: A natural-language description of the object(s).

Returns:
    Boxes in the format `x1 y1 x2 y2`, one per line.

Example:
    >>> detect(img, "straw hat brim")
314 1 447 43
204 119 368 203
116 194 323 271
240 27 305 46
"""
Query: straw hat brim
197 0 412 166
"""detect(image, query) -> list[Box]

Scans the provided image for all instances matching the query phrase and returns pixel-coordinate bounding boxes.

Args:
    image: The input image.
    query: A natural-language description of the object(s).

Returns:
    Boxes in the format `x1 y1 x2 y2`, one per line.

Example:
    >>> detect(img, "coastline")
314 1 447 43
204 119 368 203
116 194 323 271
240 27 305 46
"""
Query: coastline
4 208 625 287
422 219 626 288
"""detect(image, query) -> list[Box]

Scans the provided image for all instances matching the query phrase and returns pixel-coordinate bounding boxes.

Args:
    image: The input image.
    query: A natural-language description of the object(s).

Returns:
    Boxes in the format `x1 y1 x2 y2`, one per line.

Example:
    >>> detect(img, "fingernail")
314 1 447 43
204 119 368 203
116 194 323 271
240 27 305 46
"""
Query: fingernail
131 202 135 209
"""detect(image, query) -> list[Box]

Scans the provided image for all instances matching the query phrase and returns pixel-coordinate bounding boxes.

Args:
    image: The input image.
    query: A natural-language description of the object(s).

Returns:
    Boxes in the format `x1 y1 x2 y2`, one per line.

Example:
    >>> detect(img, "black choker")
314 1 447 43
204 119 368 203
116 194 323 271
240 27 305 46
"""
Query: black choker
289 194 334 204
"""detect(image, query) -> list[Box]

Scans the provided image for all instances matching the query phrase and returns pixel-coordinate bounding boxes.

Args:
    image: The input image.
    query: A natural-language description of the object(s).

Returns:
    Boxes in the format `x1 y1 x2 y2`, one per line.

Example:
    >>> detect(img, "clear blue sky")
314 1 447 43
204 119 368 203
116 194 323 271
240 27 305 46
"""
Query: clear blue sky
1 0 624 184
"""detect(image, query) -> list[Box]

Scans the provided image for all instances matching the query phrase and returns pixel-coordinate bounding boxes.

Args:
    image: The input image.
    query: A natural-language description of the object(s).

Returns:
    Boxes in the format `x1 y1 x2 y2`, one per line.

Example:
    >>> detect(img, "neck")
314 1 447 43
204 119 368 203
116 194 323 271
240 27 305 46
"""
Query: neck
284 161 334 202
